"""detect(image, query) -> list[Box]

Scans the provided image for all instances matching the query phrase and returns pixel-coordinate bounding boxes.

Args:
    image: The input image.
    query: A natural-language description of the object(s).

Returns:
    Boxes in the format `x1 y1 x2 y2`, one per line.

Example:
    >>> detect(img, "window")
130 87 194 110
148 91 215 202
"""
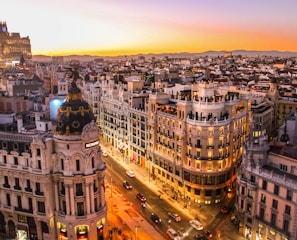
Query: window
76 183 83 196
259 208 264 220
77 202 84 216
286 189 292 201
241 186 245 195
280 164 288 172
262 180 267 190
17 196 22 208
271 214 276 226
248 190 253 199
28 198 33 211
36 182 41 192
283 219 289 233
205 190 212 196
3 155 6 164
94 198 98 212
36 148 41 156
285 205 291 215
37 160 41 170
92 157 94 168
37 201 45 213
274 185 279 195
93 180 97 192
272 199 278 209
26 180 32 192
14 178 21 190
260 194 266 203
247 203 252 213
14 157 18 165
76 160 80 171
250 175 255 183
35 182 44 195
62 200 66 214
61 159 64 170
61 182 65 195
4 176 9 185
6 194 11 206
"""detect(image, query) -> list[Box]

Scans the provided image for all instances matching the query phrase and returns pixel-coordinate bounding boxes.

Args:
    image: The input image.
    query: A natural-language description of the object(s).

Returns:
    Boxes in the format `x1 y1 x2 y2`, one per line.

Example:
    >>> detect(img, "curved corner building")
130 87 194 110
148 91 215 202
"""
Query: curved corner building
148 81 251 204
0 81 106 240
53 81 106 239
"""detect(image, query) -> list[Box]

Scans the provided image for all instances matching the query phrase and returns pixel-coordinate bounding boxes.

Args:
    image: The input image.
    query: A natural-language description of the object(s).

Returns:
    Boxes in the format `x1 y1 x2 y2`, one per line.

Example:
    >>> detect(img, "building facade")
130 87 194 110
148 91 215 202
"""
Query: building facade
0 81 107 240
237 135 297 240
148 81 251 204
97 77 251 204
0 21 32 68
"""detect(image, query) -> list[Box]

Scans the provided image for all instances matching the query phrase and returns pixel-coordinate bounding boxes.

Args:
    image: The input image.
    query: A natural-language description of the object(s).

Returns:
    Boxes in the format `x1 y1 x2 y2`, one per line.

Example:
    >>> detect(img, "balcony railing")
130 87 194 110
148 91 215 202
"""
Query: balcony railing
15 207 33 214
35 191 44 196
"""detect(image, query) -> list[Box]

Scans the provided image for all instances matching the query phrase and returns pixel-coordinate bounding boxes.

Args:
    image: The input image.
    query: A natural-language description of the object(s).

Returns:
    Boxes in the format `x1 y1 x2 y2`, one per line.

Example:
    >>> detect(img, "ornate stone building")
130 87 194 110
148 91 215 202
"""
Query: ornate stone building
0 81 106 239
0 21 32 68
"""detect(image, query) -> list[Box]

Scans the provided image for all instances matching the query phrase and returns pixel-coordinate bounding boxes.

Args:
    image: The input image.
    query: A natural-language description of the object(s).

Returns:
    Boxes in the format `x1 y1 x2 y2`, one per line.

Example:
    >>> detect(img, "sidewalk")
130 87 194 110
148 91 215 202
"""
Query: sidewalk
102 143 245 240
105 180 165 240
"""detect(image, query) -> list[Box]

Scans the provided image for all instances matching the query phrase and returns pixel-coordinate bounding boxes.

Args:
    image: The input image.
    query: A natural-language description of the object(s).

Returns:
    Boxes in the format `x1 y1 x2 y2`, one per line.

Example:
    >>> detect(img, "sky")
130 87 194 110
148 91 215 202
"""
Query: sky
1 0 297 56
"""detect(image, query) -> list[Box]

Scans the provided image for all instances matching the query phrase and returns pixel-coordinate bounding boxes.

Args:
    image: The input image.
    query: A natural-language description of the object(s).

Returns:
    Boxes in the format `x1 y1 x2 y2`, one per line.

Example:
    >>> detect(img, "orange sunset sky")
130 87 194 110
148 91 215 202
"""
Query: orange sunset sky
1 0 297 56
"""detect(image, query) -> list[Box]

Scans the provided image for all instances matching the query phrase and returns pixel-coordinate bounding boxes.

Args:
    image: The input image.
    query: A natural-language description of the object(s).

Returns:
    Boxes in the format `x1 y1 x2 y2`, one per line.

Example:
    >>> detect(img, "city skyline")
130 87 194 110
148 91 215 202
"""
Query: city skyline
1 0 297 57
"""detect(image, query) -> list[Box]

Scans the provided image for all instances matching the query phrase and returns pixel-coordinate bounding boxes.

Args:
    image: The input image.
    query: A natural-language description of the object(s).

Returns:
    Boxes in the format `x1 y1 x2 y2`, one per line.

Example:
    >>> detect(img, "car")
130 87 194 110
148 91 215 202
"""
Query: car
168 212 182 222
123 181 132 190
102 151 108 156
205 230 213 238
177 227 188 237
126 170 135 177
136 193 146 202
189 219 204 231
166 228 181 240
194 234 206 240
151 213 161 223
220 206 230 214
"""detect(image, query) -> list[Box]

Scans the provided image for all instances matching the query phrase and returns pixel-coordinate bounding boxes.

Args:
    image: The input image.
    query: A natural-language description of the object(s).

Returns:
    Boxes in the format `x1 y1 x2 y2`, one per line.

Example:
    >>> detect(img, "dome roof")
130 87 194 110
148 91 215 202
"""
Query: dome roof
54 81 95 135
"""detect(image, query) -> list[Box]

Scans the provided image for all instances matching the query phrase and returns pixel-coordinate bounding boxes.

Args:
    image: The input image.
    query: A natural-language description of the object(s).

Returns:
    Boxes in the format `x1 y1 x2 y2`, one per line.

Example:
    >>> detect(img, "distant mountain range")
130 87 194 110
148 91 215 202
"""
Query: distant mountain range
32 50 297 62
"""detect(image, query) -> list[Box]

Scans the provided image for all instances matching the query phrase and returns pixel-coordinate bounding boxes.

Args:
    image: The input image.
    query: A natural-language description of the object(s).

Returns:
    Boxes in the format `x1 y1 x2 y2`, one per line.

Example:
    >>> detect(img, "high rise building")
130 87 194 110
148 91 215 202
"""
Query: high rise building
0 81 107 240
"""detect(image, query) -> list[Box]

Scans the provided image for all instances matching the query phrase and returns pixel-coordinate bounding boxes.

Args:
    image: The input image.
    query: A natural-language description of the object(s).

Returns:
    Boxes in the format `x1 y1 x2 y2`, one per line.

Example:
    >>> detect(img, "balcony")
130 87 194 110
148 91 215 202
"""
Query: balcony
3 184 10 188
76 191 84 197
35 191 44 196
15 207 33 214
14 186 22 191
247 181 257 191
25 187 33 193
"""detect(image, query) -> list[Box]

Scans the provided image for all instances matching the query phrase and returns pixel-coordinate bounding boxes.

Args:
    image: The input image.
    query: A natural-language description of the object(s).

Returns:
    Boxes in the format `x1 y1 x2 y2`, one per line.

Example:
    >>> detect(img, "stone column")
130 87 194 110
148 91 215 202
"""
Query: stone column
54 181 59 211
69 185 75 216
90 182 95 213
85 183 90 214
100 179 105 207
65 185 70 215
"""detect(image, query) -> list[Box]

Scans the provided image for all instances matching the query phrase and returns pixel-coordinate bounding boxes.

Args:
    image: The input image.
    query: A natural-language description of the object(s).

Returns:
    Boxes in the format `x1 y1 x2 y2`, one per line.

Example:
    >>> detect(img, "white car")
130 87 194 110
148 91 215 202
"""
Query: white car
189 219 204 231
126 170 135 177
166 228 181 240
102 151 108 157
